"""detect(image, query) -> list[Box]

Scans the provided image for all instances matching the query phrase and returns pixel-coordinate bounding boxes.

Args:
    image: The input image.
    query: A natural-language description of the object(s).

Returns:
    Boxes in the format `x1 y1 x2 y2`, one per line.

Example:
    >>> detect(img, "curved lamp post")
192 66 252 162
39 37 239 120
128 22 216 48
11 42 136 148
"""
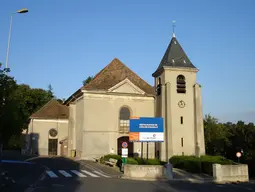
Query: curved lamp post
5 8 29 71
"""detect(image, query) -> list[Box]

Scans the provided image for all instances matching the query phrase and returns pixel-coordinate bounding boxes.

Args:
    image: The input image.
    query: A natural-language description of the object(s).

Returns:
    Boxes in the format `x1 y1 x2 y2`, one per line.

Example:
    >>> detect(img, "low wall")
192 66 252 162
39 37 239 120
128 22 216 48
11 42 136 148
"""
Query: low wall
213 164 249 183
123 164 173 181
123 164 170 181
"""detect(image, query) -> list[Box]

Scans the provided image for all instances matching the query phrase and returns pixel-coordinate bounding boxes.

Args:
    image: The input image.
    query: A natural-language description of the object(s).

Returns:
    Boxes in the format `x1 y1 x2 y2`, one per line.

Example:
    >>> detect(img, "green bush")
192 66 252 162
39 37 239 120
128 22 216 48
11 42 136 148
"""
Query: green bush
103 154 121 161
134 157 146 164
134 157 166 165
146 159 162 165
169 155 233 175
127 157 138 164
102 154 167 166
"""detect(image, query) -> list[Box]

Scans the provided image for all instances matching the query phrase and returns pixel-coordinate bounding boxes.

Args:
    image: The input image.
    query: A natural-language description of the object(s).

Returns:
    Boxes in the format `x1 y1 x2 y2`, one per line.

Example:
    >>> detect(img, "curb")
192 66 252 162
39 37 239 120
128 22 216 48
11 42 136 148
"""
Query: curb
119 176 214 183
168 178 213 183
120 176 168 181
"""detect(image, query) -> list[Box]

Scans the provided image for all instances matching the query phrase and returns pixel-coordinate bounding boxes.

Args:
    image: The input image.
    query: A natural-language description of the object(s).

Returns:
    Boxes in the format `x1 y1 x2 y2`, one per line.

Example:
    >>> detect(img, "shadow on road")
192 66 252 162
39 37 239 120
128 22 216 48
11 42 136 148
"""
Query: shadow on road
1 154 84 192
153 178 255 192
24 156 85 191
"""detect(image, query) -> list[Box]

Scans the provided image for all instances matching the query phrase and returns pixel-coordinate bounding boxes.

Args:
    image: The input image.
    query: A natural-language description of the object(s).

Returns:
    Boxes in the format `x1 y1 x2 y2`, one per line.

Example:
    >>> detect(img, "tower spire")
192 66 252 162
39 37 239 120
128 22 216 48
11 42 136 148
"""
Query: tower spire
172 20 176 38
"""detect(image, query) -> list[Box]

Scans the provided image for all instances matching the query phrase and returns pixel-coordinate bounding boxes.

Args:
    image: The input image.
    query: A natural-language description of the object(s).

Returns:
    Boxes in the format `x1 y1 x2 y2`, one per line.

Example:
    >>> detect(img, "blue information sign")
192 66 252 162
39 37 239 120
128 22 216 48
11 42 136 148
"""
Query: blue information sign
129 117 164 142
130 117 164 133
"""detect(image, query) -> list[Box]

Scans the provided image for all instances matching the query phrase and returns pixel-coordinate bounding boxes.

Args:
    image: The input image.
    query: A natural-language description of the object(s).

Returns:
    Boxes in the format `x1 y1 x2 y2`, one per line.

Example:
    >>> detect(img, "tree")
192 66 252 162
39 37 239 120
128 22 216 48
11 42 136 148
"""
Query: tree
47 84 54 99
204 114 230 156
12 84 55 130
0 64 19 145
0 63 56 147
83 76 93 86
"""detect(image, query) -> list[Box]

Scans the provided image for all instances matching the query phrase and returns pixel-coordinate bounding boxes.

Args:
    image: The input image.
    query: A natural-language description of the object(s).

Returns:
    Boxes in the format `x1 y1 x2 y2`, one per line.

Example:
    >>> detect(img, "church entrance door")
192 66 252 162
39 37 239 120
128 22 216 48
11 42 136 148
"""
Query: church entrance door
117 136 133 157
48 139 58 156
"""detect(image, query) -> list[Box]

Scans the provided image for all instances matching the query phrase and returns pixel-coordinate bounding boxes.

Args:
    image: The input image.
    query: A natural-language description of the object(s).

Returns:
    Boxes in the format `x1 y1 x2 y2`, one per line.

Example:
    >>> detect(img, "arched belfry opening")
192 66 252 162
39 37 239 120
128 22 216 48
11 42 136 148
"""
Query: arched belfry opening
176 75 186 93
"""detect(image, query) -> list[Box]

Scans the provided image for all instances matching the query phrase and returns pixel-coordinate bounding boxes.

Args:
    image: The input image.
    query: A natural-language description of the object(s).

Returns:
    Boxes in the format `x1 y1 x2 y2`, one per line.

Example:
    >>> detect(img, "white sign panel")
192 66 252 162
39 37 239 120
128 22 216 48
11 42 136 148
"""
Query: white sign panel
139 132 164 142
121 148 128 158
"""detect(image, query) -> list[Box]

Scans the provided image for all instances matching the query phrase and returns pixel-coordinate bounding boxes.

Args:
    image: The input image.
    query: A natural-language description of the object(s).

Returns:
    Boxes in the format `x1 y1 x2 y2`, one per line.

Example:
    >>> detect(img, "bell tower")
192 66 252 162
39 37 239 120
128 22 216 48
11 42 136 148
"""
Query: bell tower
152 31 205 162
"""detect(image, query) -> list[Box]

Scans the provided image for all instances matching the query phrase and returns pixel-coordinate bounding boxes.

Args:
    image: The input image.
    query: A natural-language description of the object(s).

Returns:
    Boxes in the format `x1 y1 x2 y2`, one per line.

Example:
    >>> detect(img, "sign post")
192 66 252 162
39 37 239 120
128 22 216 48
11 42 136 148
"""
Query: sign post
236 152 242 163
121 142 128 171
129 117 164 160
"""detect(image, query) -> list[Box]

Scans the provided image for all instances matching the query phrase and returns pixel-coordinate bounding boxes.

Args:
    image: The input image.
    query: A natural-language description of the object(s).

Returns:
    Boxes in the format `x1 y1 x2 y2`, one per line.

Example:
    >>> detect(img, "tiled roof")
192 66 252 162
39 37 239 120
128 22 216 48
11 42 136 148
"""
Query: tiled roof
82 58 154 95
30 99 69 119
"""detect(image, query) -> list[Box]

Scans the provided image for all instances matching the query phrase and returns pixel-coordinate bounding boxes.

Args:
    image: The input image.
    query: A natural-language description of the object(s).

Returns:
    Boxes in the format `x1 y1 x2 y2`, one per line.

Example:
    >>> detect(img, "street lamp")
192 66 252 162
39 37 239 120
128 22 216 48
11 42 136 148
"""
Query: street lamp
5 8 29 71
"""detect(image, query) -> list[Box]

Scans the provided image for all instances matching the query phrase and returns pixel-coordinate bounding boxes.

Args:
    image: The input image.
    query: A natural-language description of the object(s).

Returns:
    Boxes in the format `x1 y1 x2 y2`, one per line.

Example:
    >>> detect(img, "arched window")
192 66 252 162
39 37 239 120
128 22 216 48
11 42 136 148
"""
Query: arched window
119 107 130 133
176 75 186 93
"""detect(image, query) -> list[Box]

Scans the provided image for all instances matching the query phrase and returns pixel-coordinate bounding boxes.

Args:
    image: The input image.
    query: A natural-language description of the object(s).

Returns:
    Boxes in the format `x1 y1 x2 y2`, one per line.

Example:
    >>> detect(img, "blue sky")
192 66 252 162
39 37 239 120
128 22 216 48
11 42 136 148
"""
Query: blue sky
0 0 254 123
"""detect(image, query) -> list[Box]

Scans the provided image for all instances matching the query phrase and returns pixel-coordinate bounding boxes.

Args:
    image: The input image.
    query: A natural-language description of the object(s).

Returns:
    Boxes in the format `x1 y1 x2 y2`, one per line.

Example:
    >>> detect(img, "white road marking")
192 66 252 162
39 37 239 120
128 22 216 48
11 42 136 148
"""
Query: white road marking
46 171 58 178
81 170 100 177
71 170 87 177
59 170 72 177
93 171 110 178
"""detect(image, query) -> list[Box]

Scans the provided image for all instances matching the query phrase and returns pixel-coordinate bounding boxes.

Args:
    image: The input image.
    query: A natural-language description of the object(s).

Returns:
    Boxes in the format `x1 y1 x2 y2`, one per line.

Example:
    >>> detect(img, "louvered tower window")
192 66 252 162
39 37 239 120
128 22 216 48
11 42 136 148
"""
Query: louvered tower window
177 75 186 93
156 77 162 96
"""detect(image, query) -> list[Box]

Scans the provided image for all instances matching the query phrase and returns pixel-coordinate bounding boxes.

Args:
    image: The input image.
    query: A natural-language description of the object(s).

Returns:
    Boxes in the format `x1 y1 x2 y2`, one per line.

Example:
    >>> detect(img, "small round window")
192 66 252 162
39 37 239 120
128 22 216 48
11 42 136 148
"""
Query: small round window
49 129 58 137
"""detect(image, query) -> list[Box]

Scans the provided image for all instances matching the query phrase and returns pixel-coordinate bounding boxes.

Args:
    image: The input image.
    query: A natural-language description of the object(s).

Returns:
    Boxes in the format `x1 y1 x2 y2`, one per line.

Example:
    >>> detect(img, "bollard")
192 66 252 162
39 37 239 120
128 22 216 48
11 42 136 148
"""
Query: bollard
164 163 173 180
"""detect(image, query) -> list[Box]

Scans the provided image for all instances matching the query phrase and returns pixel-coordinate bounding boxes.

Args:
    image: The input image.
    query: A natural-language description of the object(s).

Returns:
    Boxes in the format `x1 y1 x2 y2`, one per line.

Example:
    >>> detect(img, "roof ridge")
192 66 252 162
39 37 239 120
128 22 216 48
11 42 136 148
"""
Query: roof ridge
30 99 68 119
83 58 119 89
117 59 154 89
83 58 154 94
29 98 55 119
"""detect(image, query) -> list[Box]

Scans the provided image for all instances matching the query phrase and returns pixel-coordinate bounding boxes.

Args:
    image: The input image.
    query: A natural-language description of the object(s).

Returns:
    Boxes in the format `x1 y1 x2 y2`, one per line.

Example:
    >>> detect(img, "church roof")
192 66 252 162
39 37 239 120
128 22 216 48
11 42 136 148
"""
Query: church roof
152 36 196 77
82 58 154 95
30 99 69 119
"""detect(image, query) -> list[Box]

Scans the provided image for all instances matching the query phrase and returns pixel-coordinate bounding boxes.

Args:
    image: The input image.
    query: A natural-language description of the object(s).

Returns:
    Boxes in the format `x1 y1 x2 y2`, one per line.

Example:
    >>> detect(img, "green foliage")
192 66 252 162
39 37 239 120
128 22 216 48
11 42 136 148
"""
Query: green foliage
103 154 122 161
0 64 58 147
127 157 138 164
204 115 255 176
47 84 54 99
204 114 231 155
102 154 166 166
134 157 166 165
83 76 94 86
169 155 233 175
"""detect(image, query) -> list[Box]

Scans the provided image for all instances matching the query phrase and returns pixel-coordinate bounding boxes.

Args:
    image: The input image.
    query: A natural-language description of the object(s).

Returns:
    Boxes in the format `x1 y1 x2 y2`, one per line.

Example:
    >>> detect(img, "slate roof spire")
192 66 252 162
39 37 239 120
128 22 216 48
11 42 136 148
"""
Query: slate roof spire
152 33 197 77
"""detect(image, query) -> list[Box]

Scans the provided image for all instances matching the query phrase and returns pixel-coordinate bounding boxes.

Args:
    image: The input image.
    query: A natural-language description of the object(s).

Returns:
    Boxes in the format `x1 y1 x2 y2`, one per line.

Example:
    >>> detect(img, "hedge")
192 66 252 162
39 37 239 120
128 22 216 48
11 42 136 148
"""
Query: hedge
169 155 233 175
134 157 166 165
102 154 166 166
102 154 233 175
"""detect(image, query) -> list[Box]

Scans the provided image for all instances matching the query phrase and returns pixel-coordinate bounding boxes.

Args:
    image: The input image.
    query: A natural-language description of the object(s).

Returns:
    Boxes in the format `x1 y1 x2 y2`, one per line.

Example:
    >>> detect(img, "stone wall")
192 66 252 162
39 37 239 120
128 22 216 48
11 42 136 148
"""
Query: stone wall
123 164 166 181
213 164 249 183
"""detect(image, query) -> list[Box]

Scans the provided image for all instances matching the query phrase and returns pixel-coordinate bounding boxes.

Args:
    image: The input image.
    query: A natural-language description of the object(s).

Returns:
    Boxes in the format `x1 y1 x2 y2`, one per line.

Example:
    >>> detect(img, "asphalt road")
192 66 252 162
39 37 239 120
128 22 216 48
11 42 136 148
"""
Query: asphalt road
1 161 45 192
2 153 255 192
27 177 255 192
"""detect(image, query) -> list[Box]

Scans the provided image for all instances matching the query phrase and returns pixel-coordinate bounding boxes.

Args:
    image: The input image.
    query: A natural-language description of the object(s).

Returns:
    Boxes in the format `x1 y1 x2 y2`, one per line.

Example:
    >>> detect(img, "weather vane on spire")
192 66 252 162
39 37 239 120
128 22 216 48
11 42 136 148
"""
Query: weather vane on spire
172 20 176 37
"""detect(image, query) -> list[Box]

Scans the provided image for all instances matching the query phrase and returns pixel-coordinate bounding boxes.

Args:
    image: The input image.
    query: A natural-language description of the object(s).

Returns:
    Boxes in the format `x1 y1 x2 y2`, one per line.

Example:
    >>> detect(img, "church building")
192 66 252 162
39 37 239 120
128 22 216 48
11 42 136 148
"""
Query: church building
25 32 205 162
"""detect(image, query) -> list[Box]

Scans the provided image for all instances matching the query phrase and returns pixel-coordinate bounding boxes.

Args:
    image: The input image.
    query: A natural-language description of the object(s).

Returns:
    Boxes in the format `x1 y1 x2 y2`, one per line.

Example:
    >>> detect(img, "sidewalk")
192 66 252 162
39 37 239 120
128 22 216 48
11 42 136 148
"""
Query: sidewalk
171 168 213 183
77 160 214 182
77 160 123 178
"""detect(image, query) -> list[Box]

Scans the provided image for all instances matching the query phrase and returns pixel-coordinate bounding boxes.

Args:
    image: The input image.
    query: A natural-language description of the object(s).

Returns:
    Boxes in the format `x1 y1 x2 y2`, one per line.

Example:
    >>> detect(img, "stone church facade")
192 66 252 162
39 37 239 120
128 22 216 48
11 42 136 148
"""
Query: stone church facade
25 34 205 161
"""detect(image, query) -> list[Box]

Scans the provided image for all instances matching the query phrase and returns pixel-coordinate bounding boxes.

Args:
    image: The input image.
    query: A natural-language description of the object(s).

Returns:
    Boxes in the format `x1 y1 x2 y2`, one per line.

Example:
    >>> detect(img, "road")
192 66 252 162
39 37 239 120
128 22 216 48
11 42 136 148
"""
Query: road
2 153 255 192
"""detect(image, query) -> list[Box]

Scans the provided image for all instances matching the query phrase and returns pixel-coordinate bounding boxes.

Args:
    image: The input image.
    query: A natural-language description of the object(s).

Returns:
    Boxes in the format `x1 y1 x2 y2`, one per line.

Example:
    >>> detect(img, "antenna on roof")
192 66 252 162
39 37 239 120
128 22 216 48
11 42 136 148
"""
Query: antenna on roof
172 20 176 38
